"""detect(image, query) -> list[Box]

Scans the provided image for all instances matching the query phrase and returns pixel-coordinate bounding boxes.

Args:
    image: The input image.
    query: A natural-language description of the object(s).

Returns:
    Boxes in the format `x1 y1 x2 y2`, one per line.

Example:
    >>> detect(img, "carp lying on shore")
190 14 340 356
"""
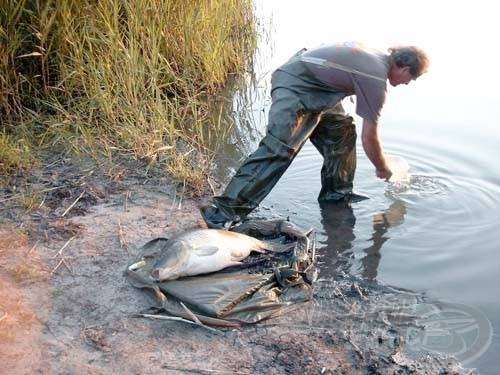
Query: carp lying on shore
139 229 295 281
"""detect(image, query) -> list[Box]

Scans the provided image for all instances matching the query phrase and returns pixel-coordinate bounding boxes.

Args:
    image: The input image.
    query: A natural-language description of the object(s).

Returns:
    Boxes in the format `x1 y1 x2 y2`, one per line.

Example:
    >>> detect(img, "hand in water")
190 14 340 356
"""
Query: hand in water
376 168 393 181
386 155 410 183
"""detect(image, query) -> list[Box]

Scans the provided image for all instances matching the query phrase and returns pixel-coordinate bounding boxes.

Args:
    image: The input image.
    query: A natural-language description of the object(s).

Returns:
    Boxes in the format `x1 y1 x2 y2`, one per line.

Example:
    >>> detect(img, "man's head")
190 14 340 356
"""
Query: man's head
388 46 429 86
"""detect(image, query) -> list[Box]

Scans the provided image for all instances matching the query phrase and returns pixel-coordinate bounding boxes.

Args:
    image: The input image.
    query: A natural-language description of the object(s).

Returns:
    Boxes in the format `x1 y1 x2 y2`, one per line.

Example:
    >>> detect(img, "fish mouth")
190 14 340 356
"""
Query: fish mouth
128 260 146 271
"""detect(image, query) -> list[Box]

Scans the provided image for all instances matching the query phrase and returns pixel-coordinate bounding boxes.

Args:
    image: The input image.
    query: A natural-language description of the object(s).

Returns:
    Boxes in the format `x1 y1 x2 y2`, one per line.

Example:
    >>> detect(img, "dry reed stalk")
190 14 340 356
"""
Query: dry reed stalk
61 191 85 217
135 313 221 334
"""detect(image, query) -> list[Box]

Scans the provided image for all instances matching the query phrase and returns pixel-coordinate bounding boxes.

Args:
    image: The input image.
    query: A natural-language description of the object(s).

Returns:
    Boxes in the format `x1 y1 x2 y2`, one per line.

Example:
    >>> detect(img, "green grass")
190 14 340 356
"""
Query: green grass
0 131 36 174
0 0 257 192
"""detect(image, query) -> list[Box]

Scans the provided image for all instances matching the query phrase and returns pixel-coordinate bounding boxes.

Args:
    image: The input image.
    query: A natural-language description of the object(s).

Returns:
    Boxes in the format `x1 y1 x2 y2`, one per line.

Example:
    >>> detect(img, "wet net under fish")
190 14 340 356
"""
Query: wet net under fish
125 219 317 327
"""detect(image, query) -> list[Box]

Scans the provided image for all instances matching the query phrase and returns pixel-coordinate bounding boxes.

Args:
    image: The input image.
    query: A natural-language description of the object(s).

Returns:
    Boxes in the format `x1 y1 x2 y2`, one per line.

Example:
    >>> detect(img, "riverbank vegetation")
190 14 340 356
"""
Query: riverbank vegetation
0 0 257 194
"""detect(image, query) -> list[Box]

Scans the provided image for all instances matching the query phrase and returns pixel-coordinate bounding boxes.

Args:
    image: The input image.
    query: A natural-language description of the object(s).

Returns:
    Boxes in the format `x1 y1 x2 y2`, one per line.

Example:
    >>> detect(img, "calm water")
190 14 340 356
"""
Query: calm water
217 1 500 372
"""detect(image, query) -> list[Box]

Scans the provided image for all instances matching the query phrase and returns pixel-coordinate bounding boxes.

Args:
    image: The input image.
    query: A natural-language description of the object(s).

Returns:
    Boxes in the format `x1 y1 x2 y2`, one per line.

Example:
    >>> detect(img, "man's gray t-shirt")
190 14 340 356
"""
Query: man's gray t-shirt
300 43 390 123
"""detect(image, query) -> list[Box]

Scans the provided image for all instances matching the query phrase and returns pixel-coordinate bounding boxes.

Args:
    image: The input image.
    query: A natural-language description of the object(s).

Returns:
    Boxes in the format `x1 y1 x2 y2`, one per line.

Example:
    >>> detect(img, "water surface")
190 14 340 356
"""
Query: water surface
217 1 500 372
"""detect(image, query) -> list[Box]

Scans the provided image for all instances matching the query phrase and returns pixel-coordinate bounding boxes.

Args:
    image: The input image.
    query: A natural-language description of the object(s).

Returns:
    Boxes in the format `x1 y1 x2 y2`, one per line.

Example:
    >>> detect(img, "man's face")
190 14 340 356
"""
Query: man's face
388 65 415 86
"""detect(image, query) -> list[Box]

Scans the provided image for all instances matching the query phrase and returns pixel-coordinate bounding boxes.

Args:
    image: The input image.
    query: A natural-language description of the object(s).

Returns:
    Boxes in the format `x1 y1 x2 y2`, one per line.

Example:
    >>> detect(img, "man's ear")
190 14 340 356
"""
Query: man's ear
401 66 411 74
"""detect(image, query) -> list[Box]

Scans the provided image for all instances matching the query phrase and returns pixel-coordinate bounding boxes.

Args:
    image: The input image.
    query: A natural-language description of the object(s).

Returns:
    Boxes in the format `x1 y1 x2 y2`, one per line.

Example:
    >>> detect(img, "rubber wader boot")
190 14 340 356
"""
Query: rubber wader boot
310 109 367 203
199 203 235 229
201 110 366 228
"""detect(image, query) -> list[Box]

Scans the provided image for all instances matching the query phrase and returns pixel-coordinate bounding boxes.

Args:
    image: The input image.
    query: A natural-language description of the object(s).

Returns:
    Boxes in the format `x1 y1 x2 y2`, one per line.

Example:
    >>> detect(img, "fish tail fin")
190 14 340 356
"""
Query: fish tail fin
263 238 296 253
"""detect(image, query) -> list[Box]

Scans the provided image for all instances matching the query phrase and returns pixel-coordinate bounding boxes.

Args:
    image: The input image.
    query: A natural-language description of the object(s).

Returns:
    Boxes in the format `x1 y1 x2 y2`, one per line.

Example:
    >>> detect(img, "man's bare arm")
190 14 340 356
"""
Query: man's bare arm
361 119 392 181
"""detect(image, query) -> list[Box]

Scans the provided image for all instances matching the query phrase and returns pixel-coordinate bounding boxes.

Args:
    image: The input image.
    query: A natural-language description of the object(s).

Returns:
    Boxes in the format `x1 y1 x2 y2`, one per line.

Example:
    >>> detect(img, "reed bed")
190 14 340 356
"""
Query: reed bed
0 0 257 193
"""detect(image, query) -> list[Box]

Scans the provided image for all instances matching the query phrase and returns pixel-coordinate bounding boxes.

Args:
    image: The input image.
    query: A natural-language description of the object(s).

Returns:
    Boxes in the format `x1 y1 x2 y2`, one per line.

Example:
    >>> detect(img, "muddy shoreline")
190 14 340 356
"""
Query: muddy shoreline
0 157 476 374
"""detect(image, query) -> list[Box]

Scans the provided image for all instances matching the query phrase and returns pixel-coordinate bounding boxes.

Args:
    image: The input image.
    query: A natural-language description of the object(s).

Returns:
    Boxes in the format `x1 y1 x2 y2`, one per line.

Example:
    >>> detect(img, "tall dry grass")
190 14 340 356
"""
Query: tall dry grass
0 0 256 194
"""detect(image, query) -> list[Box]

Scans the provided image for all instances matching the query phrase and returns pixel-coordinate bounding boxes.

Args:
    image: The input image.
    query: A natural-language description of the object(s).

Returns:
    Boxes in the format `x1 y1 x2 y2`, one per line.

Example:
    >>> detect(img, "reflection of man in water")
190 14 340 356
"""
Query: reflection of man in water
317 201 356 278
201 43 428 229
361 200 406 279
318 200 407 279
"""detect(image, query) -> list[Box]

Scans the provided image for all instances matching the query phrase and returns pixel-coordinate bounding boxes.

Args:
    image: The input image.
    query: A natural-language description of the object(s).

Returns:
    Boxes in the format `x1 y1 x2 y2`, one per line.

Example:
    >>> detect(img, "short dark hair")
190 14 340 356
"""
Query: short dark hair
388 46 429 77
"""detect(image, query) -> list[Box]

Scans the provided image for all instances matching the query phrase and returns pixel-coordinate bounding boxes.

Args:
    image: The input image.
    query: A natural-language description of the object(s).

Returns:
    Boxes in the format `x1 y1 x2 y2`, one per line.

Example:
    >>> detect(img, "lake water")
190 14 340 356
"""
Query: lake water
217 1 500 372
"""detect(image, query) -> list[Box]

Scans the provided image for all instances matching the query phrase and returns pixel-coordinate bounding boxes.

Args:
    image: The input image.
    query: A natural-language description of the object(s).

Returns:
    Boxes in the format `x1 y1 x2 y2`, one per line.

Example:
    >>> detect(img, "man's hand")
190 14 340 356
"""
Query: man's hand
376 168 392 181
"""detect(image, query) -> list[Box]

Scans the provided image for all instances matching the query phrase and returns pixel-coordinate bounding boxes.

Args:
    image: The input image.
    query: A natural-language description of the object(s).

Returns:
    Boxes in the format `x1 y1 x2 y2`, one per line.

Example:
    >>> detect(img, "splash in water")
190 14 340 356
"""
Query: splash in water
386 174 450 199
387 154 410 184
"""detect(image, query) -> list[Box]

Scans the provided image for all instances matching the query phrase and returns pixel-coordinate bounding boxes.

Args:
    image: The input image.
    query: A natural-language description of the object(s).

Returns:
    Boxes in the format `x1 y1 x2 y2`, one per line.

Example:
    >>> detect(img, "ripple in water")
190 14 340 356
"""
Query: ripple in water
385 174 450 199
384 173 500 235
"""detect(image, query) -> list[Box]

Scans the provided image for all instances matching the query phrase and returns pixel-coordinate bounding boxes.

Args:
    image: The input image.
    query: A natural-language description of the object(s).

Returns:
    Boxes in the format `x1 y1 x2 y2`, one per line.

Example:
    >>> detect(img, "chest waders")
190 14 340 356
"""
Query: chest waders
202 52 357 228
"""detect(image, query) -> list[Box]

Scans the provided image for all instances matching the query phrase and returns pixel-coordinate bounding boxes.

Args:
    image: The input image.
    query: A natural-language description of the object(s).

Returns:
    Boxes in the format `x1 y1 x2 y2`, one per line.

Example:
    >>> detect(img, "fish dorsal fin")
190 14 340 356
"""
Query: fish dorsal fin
193 246 219 256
